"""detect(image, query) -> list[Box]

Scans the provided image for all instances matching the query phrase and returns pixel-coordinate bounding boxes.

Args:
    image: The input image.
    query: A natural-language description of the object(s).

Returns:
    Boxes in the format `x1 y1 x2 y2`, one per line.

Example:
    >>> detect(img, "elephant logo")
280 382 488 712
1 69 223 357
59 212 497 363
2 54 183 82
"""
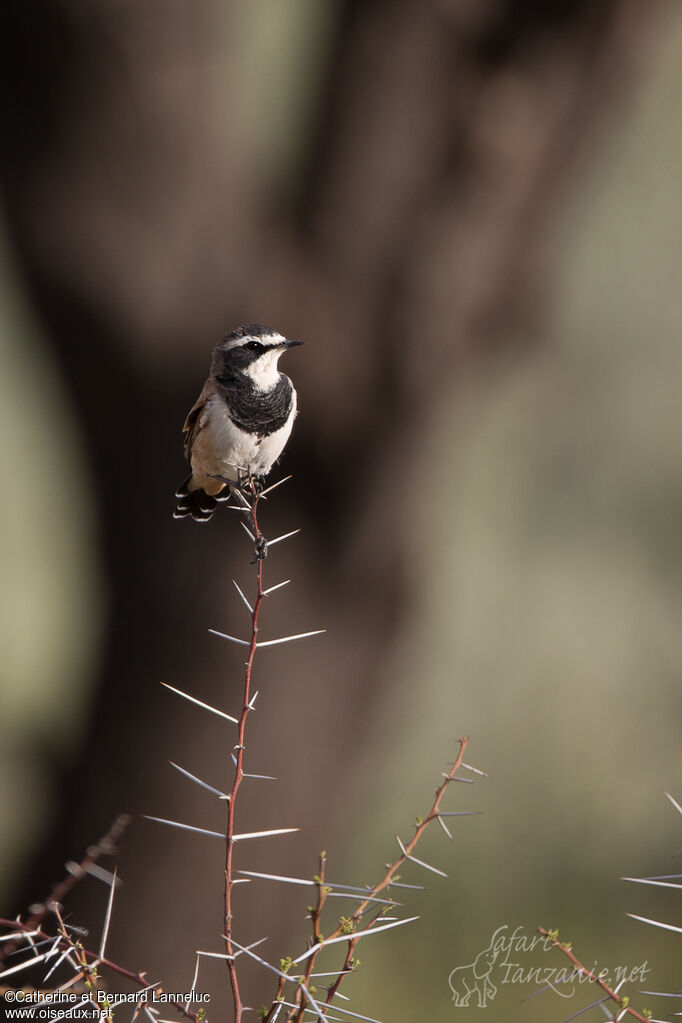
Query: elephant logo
448 925 508 1007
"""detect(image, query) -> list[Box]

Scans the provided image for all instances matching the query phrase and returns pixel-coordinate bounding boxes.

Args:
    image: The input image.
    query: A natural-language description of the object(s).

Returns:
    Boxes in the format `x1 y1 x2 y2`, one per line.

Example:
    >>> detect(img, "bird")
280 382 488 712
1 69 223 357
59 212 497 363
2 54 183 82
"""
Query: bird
174 324 304 522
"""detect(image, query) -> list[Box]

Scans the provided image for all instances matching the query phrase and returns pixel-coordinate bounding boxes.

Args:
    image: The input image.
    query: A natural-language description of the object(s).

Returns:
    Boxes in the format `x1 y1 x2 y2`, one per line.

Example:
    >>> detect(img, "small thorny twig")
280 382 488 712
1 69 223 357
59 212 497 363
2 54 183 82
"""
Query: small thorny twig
0 814 190 1019
0 912 200 1022
0 814 130 966
537 928 654 1022
52 901 110 1020
311 739 470 1020
257 736 479 1023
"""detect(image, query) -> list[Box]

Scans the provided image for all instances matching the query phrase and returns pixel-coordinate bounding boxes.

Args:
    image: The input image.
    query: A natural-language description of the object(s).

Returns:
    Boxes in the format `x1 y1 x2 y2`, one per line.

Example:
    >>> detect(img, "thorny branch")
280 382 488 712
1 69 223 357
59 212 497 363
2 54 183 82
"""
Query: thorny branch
51 902 109 1021
266 737 473 1023
0 914 199 1023
224 482 267 1022
290 853 330 1023
0 814 130 965
323 738 470 1010
537 928 654 1022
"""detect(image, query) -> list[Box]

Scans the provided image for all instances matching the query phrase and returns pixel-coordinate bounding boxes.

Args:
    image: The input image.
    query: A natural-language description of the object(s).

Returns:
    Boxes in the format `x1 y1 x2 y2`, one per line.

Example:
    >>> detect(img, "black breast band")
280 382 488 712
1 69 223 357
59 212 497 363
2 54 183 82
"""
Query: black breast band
217 373 293 436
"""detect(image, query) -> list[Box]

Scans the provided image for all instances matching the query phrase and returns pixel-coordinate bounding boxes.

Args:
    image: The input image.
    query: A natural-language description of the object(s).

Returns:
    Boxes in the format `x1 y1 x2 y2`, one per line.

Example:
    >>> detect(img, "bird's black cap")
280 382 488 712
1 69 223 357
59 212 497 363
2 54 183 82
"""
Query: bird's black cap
224 324 279 343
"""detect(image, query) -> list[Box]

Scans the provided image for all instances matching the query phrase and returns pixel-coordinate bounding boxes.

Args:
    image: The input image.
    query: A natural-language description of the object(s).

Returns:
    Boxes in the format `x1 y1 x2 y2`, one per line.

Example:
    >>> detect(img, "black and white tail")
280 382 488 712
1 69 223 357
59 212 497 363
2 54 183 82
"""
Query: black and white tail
174 478 221 523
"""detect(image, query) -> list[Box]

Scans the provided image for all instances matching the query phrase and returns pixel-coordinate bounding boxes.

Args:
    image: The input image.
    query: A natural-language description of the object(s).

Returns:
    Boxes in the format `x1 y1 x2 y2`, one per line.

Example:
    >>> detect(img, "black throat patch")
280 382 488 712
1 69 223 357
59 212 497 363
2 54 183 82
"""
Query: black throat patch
216 373 294 436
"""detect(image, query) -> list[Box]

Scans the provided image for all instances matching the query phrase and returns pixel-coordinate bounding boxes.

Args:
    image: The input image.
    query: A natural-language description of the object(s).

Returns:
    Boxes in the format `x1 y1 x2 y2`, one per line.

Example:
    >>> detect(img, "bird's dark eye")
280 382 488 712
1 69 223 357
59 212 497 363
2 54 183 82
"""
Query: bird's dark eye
246 340 264 352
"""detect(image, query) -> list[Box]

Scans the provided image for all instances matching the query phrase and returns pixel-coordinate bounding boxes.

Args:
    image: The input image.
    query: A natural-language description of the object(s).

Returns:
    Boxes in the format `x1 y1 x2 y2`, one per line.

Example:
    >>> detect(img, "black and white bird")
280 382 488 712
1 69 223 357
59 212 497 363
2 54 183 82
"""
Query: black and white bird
174 324 304 522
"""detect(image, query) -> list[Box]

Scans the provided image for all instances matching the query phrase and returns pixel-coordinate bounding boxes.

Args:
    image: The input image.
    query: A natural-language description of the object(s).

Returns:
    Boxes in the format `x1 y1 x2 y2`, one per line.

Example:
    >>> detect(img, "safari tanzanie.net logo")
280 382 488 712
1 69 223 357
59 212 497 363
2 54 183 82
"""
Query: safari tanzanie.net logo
448 925 649 1008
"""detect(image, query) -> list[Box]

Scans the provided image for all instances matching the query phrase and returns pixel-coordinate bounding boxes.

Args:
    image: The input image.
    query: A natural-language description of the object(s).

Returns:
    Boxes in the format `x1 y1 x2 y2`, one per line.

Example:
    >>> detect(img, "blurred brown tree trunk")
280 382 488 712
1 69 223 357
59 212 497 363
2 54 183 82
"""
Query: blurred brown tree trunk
0 0 669 1005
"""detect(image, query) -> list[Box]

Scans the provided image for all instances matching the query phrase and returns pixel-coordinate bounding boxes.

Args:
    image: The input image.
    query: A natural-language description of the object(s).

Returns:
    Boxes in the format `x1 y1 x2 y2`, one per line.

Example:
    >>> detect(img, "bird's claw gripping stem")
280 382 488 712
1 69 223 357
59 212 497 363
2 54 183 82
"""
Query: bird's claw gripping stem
251 535 268 562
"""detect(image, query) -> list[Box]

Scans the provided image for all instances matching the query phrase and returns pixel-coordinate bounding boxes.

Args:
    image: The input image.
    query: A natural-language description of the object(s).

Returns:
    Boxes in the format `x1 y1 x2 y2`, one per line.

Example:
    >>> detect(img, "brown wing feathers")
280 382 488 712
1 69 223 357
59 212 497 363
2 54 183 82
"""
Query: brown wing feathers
174 382 221 522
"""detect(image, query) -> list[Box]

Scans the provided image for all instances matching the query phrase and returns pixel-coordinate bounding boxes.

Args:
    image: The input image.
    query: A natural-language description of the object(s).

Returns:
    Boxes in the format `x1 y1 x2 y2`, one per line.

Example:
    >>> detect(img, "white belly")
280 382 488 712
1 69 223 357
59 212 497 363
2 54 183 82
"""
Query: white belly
191 396 296 491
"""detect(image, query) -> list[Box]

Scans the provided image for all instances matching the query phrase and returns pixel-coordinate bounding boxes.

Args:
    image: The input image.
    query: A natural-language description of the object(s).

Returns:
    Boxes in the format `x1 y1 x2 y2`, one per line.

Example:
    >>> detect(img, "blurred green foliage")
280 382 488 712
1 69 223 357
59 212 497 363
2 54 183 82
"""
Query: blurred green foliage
343 13 682 1022
0 234 102 896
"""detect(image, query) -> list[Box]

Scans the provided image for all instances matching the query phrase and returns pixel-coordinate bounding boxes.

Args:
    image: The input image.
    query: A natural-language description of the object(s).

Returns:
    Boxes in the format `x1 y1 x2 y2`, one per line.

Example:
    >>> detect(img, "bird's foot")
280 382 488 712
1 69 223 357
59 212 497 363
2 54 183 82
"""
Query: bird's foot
251 535 268 563
236 471 266 499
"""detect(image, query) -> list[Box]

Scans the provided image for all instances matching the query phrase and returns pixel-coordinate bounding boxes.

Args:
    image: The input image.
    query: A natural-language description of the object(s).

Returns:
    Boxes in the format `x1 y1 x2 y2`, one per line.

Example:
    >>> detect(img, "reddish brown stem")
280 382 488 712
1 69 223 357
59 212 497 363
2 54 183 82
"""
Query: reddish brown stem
537 928 652 1022
292 854 328 1023
224 487 265 1023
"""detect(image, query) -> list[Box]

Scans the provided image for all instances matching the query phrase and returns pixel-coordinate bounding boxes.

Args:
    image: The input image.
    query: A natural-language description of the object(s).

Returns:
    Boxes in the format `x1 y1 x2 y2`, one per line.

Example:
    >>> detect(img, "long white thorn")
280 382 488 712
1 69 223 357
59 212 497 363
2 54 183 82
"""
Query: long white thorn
232 828 299 842
0 949 52 979
396 836 447 877
208 629 251 647
160 682 238 724
635 873 682 880
267 528 301 547
294 969 355 977
258 630 325 648
258 475 292 498
42 942 73 984
322 880 394 895
621 876 682 890
143 816 223 840
238 870 315 887
665 791 682 816
324 892 399 905
292 971 354 979
404 853 447 878
263 579 291 596
98 868 117 958
232 580 253 614
626 913 682 934
241 522 255 541
437 810 482 816
0 930 40 942
185 953 201 1014
436 816 453 841
293 916 420 964
169 761 228 799
637 988 682 998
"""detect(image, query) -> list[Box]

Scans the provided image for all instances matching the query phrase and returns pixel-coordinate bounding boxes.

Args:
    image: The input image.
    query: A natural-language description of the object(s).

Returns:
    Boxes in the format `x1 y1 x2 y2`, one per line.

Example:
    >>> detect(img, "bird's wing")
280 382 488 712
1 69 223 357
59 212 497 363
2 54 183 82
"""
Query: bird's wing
181 379 217 461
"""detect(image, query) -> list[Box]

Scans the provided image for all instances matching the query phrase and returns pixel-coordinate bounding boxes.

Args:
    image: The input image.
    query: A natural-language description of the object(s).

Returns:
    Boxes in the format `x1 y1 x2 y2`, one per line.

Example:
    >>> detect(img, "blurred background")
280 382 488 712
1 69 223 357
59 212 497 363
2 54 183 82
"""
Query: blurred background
0 1 680 1020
